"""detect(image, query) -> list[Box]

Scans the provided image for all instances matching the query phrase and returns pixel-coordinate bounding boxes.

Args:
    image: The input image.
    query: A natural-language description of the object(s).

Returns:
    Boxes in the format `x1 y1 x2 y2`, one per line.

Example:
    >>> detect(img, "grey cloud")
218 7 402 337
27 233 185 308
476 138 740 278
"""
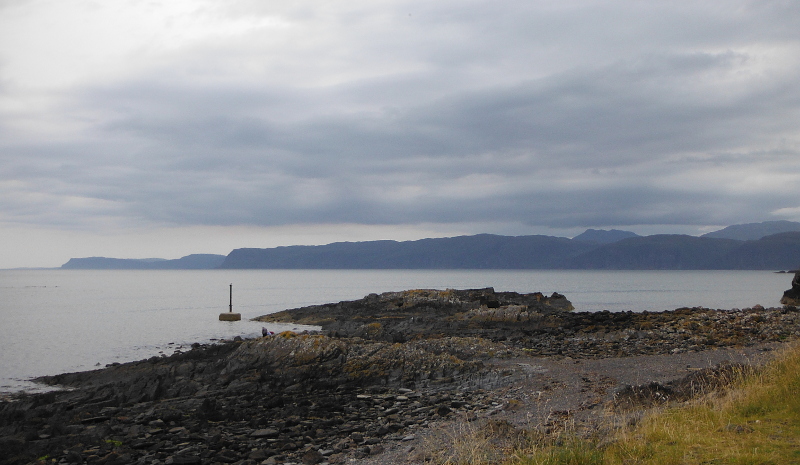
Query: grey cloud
3 0 800 234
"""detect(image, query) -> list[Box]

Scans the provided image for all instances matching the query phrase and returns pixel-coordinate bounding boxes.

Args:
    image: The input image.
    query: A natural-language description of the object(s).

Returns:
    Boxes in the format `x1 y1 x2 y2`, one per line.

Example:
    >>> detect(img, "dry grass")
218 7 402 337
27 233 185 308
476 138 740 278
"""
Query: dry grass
426 341 800 465
422 418 528 464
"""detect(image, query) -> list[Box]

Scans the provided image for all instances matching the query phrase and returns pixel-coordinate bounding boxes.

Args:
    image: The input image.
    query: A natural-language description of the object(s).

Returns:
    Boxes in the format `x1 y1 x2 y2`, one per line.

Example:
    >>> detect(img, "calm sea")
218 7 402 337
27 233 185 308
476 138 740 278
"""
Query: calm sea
0 269 792 395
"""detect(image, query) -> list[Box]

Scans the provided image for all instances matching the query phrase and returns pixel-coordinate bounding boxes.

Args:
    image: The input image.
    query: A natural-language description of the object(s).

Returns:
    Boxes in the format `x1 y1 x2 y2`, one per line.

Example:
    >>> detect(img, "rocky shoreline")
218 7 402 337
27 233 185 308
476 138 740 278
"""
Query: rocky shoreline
2 287 799 465
258 288 800 358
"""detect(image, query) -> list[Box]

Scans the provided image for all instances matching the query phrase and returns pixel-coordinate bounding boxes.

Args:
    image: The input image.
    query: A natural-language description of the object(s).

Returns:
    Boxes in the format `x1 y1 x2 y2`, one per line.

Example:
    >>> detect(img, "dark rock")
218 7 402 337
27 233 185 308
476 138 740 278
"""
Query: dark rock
64 450 83 462
250 428 279 438
301 448 324 464
369 444 385 455
80 416 110 424
171 455 202 464
247 449 270 460
781 271 800 306
256 288 575 341
0 436 25 458
213 449 240 463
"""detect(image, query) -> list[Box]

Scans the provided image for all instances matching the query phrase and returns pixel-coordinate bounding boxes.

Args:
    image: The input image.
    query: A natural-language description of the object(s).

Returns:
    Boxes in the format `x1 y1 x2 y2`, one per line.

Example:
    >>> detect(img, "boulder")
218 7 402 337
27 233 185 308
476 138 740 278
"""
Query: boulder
781 271 800 306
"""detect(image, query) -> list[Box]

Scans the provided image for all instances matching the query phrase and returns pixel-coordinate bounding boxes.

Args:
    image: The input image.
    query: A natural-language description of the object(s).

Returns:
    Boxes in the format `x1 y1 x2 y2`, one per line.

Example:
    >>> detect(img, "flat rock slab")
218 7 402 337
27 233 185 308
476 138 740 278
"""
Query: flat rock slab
250 428 280 438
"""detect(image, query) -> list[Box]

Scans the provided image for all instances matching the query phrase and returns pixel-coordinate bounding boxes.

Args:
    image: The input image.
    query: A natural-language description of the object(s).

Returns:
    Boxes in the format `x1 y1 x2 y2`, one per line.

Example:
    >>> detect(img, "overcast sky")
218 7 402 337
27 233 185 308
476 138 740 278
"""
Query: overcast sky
2 0 800 268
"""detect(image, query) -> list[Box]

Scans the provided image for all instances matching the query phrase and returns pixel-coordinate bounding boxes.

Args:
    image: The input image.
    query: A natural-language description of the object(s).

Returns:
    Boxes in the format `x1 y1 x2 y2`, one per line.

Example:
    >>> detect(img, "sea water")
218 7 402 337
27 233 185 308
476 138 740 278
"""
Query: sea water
0 269 792 395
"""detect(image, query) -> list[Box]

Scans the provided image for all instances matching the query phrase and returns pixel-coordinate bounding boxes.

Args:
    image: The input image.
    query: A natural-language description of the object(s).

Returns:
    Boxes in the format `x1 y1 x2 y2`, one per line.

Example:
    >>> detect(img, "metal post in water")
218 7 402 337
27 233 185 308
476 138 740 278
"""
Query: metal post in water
219 282 241 321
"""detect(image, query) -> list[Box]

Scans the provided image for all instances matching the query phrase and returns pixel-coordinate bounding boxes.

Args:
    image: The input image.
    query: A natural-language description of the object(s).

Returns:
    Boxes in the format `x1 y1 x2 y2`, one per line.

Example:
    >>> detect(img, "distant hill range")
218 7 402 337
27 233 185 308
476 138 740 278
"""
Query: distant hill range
62 254 226 270
217 232 800 270
61 221 800 270
571 229 640 244
701 220 800 241
220 234 598 270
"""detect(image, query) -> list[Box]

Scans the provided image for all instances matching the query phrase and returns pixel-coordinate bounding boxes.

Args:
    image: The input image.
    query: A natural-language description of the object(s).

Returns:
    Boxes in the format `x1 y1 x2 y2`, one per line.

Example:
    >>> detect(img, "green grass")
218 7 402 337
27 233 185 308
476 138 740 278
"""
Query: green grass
511 342 800 465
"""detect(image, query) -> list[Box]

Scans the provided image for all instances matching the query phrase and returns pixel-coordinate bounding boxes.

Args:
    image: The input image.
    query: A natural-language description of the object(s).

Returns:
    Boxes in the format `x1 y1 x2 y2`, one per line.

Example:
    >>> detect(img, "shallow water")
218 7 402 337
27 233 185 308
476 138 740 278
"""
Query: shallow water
0 269 791 394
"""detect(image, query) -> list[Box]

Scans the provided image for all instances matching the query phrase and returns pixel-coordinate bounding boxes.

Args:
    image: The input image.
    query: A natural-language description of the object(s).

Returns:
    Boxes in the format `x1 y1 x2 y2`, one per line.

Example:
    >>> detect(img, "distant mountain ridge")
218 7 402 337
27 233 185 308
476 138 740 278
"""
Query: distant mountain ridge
219 231 800 270
565 233 800 270
572 229 640 244
564 235 743 270
62 254 226 270
218 234 598 270
702 221 800 241
60 222 800 270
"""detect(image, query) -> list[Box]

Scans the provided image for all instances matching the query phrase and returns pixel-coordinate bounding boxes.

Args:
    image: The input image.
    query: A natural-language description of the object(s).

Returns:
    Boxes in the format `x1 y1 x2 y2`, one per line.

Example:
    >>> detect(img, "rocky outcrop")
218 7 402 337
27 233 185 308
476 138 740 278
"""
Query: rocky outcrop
781 271 800 306
259 289 800 357
257 288 574 342
1 334 508 465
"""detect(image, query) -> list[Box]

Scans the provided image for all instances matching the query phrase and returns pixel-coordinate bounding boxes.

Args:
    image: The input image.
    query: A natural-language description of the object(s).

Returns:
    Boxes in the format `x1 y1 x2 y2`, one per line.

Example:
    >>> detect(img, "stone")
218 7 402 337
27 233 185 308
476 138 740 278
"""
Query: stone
248 449 269 460
214 449 241 463
171 455 202 465
301 448 324 464
369 444 385 455
720 424 754 434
